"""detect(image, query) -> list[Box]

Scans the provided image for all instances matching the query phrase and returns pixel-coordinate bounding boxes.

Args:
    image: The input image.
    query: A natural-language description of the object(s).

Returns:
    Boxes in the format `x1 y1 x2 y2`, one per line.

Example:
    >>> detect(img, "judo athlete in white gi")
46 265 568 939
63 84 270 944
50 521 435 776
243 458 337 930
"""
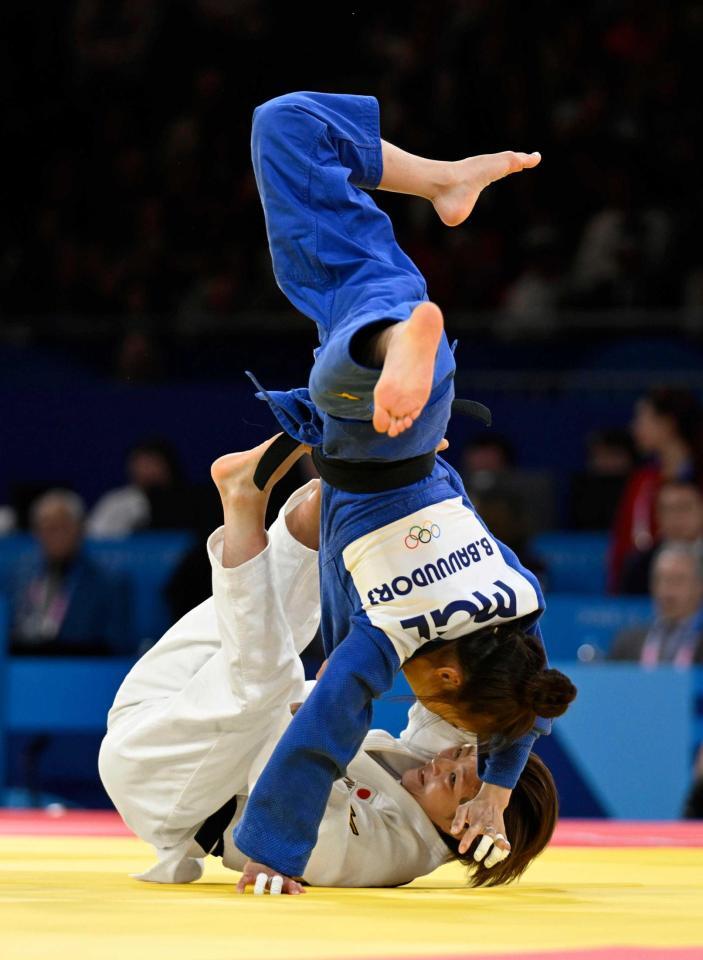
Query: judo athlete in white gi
228 92 576 890
99 450 558 894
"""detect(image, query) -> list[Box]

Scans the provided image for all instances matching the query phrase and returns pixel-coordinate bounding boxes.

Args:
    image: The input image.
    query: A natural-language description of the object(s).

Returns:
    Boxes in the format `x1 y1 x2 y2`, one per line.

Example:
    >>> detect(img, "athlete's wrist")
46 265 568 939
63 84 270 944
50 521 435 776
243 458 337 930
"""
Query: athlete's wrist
475 781 511 810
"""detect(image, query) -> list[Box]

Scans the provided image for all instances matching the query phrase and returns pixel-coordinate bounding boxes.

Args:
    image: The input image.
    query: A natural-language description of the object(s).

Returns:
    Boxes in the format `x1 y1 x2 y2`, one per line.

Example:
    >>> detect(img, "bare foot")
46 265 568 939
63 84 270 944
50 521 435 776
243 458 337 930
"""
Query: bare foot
372 301 443 437
211 436 310 568
432 151 541 228
211 435 309 502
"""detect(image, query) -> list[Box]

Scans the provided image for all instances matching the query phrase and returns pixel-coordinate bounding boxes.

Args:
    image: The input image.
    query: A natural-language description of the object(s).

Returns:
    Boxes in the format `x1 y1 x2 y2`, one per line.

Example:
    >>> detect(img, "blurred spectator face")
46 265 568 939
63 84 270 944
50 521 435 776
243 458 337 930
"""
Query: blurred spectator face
463 438 514 474
33 500 83 563
128 450 173 489
631 399 675 454
588 440 634 476
656 484 703 542
651 550 703 622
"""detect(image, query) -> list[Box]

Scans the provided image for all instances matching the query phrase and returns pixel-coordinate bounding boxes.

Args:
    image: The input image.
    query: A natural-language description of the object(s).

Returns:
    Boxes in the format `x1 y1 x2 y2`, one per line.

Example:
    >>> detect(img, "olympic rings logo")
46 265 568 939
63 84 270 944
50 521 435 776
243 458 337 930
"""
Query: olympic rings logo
404 523 441 549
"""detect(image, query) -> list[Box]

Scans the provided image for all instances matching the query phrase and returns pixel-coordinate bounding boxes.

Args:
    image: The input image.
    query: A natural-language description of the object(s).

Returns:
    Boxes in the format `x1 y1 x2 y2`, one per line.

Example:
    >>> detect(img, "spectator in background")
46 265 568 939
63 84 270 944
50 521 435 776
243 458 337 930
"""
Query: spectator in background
461 434 555 534
609 388 703 592
10 490 133 655
0 504 17 535
87 438 194 536
461 433 516 476
608 543 703 666
569 428 636 530
470 487 546 587
620 481 703 594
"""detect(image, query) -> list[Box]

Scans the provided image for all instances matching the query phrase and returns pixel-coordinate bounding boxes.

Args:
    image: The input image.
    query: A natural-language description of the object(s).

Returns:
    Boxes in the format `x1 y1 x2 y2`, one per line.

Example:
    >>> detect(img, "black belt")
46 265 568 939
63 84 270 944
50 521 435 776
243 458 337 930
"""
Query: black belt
193 795 238 858
312 448 436 493
309 397 491 494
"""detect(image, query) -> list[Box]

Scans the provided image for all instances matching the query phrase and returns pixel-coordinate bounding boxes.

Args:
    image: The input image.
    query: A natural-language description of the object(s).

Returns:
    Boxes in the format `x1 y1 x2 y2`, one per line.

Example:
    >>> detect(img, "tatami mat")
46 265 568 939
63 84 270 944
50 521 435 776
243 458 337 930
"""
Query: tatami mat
1 814 702 960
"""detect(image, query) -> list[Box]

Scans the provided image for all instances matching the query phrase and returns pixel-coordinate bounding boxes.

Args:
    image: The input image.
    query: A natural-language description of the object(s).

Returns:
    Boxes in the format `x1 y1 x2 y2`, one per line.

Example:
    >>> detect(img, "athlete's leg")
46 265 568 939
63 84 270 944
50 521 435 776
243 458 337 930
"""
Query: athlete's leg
99 446 321 849
251 92 539 449
211 437 321 654
372 144 540 437
378 140 540 228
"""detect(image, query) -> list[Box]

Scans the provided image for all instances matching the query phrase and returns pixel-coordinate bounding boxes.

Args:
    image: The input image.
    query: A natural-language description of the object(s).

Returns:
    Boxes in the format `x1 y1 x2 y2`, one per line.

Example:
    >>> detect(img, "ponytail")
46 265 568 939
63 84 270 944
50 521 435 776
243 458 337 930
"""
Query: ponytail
442 623 577 743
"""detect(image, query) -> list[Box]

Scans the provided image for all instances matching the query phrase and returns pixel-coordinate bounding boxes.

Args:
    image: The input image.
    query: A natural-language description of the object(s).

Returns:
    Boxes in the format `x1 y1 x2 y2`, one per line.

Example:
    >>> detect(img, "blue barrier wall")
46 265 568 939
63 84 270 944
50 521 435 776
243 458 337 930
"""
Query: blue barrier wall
540 594 652 660
531 533 609 594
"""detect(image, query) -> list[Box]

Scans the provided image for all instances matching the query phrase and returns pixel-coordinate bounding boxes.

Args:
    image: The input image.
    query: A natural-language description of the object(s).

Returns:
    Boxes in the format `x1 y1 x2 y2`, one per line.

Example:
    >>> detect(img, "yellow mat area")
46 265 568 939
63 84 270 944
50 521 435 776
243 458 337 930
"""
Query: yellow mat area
2 835 703 960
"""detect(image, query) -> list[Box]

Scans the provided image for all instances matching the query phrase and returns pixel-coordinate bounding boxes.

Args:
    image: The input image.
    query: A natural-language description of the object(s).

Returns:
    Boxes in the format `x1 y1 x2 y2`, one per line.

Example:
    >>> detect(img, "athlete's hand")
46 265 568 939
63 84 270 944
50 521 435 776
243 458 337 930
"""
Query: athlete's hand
451 782 512 867
235 860 306 896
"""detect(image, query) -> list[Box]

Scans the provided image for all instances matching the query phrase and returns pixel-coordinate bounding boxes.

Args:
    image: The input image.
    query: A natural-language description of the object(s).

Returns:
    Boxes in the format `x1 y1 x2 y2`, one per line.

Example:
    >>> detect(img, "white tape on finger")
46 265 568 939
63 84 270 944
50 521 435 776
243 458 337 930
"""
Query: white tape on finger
254 872 268 896
269 875 283 896
485 846 510 868
473 835 493 862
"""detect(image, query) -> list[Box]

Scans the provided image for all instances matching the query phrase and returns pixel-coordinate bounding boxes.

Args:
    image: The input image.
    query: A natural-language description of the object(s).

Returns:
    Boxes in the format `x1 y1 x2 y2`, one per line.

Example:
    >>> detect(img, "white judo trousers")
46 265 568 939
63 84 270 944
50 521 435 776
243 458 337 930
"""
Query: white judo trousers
99 483 467 887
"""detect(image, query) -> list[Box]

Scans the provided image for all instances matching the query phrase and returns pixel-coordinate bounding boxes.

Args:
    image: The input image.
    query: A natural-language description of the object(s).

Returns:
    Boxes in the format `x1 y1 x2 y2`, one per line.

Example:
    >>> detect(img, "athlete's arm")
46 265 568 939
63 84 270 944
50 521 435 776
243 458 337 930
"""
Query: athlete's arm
233 617 399 878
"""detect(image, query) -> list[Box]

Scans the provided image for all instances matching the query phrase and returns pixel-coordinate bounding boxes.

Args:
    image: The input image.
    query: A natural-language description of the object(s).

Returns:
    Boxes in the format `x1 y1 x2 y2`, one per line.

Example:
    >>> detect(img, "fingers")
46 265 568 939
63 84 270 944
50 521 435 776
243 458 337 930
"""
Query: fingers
484 843 511 869
458 822 483 855
451 806 512 862
473 831 511 868
235 871 305 896
450 803 470 837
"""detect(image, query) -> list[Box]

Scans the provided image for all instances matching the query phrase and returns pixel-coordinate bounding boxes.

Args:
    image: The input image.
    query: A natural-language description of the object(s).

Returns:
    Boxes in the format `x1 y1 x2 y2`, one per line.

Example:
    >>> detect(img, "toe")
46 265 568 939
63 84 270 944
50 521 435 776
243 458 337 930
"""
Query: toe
373 405 391 434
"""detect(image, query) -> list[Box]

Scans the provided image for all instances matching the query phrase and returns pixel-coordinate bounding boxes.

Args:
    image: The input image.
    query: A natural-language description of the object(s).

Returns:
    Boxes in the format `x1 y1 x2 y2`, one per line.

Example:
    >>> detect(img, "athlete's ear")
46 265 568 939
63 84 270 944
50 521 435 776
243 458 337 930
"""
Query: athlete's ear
436 666 462 688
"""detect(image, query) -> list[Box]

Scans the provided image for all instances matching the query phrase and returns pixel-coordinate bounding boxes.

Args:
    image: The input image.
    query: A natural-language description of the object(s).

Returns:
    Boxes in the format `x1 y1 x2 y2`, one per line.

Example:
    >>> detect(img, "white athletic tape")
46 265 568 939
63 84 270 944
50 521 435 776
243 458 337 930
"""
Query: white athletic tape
473 835 493 862
269 875 283 896
485 845 510 868
254 872 268 895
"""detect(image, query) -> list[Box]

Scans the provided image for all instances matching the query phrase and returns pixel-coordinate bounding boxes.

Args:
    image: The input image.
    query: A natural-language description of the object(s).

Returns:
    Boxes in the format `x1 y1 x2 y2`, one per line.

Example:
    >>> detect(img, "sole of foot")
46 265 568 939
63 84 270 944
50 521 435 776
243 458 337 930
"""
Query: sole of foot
372 301 444 437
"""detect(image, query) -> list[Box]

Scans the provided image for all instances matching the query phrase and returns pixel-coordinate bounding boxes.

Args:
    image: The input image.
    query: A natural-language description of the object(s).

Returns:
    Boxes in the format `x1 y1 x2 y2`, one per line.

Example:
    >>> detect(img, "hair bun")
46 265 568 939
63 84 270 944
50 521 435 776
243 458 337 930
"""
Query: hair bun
529 668 577 717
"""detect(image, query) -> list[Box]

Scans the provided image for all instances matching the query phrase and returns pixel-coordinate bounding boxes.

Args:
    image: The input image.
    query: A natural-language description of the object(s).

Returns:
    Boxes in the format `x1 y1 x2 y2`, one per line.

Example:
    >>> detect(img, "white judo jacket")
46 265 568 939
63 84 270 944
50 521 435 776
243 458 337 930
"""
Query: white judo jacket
99 483 466 888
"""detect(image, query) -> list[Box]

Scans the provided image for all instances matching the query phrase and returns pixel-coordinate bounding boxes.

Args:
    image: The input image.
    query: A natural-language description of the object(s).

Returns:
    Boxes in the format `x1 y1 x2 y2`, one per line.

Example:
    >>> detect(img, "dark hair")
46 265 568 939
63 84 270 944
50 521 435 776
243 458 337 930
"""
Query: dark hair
644 388 701 448
439 752 558 887
127 437 183 483
443 623 577 744
643 388 703 481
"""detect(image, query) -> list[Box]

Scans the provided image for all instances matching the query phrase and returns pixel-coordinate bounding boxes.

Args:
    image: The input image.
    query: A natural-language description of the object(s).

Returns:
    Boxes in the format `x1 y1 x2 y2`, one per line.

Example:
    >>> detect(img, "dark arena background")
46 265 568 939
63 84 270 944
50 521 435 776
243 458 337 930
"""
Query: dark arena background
1 2 702 958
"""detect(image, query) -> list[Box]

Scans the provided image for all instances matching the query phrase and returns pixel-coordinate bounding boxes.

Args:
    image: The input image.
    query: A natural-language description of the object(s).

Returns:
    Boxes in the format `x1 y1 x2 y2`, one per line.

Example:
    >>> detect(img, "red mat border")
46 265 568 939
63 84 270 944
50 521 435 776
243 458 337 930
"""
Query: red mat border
1 812 703 847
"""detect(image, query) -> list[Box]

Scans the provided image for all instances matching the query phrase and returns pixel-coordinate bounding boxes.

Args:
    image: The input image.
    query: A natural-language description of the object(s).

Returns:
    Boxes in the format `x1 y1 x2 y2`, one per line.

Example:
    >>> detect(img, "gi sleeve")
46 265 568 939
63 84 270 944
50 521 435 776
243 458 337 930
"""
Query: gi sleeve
399 702 473 761
233 616 399 878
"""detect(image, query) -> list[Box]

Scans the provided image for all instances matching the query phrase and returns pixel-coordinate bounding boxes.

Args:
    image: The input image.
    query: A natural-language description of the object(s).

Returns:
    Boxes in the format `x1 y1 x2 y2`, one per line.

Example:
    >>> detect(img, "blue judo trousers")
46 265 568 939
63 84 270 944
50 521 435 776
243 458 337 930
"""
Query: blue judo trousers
233 92 549 877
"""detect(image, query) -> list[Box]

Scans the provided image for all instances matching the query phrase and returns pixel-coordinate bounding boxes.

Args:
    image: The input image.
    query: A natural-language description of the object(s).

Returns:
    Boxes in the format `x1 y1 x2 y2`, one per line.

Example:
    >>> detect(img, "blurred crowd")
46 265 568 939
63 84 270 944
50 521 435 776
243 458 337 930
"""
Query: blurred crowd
2 0 703 814
2 386 703 811
3 386 703 659
4 0 703 328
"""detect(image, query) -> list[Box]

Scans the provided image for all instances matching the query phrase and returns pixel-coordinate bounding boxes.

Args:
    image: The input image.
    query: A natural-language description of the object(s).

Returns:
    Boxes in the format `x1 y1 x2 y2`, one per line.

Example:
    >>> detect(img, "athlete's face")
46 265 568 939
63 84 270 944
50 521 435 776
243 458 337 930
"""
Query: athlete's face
400 744 482 831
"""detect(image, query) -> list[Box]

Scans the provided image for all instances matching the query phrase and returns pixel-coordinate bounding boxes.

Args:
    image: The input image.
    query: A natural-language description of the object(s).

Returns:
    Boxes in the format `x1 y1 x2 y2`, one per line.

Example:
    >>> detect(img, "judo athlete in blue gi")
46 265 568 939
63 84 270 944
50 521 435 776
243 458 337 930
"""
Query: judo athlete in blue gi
233 92 576 892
